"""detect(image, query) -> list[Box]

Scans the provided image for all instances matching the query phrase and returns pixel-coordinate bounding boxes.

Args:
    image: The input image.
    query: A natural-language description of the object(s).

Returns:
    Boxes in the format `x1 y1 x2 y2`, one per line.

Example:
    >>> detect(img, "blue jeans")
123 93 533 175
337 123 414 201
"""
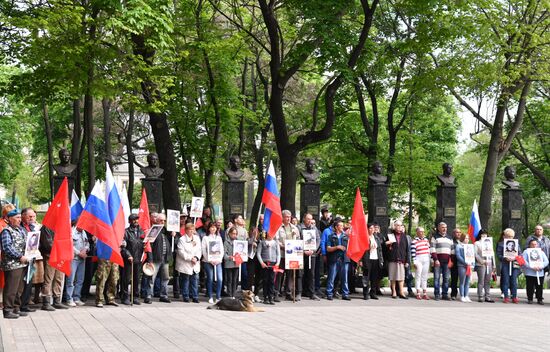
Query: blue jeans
501 262 519 298
458 266 470 297
179 272 199 299
148 262 169 298
64 259 86 302
326 260 349 297
434 262 450 297
204 263 223 299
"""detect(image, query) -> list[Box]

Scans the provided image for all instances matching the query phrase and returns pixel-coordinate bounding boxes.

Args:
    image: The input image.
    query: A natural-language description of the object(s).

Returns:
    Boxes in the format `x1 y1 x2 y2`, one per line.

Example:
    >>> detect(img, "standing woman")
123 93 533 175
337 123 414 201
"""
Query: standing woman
411 227 430 300
474 229 495 302
202 222 224 304
455 231 472 302
496 228 521 303
385 221 410 299
522 239 549 305
176 223 202 303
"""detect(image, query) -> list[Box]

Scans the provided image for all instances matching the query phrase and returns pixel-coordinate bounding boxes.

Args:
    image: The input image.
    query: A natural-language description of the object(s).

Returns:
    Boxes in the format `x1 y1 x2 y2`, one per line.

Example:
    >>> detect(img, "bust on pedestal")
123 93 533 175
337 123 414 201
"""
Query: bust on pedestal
367 161 389 236
435 163 457 231
300 158 321 225
141 152 164 213
501 166 523 239
222 156 245 221
53 148 76 199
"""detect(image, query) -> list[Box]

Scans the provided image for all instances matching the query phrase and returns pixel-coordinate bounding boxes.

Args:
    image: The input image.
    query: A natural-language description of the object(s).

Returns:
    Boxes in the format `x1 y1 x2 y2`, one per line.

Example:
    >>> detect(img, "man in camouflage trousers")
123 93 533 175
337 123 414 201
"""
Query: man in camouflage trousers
95 258 119 307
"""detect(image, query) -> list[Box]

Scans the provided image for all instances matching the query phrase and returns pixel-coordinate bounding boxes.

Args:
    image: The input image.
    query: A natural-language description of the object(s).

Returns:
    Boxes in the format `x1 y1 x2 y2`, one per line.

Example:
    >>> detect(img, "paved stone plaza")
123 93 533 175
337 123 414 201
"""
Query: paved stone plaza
1 289 549 352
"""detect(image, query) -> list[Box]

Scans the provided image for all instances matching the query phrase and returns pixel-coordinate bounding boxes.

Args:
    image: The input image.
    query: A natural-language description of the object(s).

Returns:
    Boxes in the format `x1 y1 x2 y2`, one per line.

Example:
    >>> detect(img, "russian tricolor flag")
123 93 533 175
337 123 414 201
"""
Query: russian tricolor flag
261 161 282 238
76 163 125 266
467 199 481 243
70 190 84 222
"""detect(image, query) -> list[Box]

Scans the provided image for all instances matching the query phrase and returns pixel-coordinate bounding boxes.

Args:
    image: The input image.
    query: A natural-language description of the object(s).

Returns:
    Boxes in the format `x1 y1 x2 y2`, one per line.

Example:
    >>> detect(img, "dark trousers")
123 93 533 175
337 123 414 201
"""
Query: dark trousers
450 264 459 298
226 268 239 297
274 260 286 295
20 266 33 308
246 257 262 295
262 265 275 299
3 268 25 312
362 260 380 294
302 255 316 297
172 252 180 297
119 261 140 300
81 257 97 300
526 275 543 301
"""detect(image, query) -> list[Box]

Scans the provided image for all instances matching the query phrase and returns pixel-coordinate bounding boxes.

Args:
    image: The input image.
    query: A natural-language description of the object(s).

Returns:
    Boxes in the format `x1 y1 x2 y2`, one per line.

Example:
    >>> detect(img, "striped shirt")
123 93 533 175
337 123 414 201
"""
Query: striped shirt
411 237 430 259
430 233 454 263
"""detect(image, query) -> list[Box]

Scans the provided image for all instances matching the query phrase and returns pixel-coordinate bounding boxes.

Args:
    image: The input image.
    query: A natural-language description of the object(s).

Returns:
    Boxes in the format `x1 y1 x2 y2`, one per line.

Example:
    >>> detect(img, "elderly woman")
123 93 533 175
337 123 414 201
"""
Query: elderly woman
176 223 202 303
385 221 410 299
1 209 30 319
496 228 521 304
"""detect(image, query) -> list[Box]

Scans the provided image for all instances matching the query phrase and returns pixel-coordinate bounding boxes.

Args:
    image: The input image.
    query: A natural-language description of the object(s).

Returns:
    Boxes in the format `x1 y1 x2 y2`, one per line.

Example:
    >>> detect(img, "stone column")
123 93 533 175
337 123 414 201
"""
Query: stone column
502 188 523 239
141 178 164 213
223 180 245 221
435 185 456 231
300 182 320 225
367 182 390 236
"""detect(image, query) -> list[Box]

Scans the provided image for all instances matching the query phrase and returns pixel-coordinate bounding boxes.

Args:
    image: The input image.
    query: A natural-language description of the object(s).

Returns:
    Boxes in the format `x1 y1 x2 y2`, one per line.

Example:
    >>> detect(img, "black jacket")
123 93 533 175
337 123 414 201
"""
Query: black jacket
362 233 384 268
387 232 410 264
151 228 171 263
121 225 145 262
39 226 55 258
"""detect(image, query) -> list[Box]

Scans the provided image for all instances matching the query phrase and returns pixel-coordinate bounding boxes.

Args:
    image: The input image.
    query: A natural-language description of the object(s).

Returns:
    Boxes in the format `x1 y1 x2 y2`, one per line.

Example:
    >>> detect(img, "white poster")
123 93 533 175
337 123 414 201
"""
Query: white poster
189 197 204 218
481 237 494 257
166 209 180 232
285 240 304 270
527 248 544 269
503 239 519 260
302 230 317 252
387 233 396 243
144 224 164 243
233 240 248 263
207 239 223 262
464 244 475 266
24 231 41 259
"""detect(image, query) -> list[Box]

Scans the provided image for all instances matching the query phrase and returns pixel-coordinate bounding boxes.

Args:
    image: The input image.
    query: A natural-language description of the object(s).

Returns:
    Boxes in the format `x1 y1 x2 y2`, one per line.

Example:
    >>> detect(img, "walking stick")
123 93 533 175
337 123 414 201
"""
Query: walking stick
131 261 134 307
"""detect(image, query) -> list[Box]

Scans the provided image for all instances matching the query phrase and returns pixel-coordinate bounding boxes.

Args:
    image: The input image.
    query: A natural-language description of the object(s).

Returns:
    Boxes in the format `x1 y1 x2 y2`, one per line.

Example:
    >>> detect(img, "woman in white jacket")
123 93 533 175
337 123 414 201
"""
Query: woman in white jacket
176 223 202 303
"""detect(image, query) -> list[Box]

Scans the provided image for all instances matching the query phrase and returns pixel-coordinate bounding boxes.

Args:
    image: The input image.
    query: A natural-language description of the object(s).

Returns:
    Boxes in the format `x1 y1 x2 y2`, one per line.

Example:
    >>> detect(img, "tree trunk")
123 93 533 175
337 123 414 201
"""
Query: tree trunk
278 150 298 213
42 101 54 199
71 99 82 196
102 98 112 168
83 90 95 196
126 109 135 208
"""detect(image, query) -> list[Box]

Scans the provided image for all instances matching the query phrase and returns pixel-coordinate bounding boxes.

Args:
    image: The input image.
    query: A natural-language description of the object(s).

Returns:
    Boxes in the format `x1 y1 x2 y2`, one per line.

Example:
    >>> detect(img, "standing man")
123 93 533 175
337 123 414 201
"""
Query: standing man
95 246 119 308
430 222 454 300
1 209 29 319
526 225 550 282
148 213 173 303
299 213 321 300
325 219 350 300
276 210 300 301
120 214 144 305
19 208 39 312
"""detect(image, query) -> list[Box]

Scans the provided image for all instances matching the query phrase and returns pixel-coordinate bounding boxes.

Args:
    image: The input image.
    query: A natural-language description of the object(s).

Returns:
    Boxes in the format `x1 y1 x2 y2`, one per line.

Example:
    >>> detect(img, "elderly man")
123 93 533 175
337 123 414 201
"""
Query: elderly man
1 209 30 319
120 214 144 305
430 222 454 300
275 210 301 301
148 213 173 303
298 213 321 300
19 208 40 313
40 224 69 310
526 225 550 278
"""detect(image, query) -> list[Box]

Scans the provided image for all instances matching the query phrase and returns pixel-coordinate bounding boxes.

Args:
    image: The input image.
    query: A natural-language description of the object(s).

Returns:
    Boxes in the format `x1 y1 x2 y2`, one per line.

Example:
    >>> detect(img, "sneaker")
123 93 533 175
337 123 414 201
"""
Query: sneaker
434 296 440 301
273 297 281 303
416 295 422 300
478 297 483 303
67 301 77 307
460 297 466 302
422 294 430 300
342 296 351 301
3 311 19 319
311 295 321 301
327 296 333 301
192 298 199 303
74 300 85 306
208 298 214 304
466 297 472 303
528 300 533 305
107 301 119 307
503 298 510 303
537 300 544 305
512 298 519 304
183 298 190 303
132 299 141 305
20 307 36 312
451 296 456 301
159 297 171 303
144 298 152 304
254 296 262 303
485 298 495 303
121 299 131 306
215 299 221 303
96 303 104 308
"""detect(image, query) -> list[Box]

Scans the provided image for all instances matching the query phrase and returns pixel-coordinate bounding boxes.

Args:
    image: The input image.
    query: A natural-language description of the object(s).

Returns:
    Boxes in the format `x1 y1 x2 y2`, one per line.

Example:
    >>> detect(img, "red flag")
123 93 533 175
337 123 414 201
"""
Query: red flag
138 188 151 233
234 252 243 266
42 178 73 276
346 188 370 263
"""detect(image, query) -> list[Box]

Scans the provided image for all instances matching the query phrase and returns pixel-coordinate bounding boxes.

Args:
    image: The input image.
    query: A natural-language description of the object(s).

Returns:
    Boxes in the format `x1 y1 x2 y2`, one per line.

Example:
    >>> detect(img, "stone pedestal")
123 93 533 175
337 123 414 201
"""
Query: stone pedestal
502 188 523 239
367 182 389 236
223 180 245 220
300 182 320 225
142 178 163 213
53 176 74 200
436 185 456 231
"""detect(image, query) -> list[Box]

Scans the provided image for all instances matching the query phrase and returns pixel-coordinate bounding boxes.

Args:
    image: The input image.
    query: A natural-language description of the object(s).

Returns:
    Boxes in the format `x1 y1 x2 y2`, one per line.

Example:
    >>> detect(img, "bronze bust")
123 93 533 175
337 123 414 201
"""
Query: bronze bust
224 155 244 181
53 148 77 177
368 161 387 184
301 158 319 183
502 165 520 189
437 163 456 186
140 153 164 179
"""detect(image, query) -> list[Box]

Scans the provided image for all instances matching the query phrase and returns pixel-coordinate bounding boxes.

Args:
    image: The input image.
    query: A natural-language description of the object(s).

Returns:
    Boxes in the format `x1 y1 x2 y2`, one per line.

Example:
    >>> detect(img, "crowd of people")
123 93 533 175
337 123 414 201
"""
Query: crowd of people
1 202 549 319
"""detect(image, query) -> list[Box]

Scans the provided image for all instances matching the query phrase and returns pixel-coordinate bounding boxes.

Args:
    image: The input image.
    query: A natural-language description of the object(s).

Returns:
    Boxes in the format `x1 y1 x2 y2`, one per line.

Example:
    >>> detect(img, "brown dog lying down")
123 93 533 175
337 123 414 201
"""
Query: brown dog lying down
207 290 264 312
